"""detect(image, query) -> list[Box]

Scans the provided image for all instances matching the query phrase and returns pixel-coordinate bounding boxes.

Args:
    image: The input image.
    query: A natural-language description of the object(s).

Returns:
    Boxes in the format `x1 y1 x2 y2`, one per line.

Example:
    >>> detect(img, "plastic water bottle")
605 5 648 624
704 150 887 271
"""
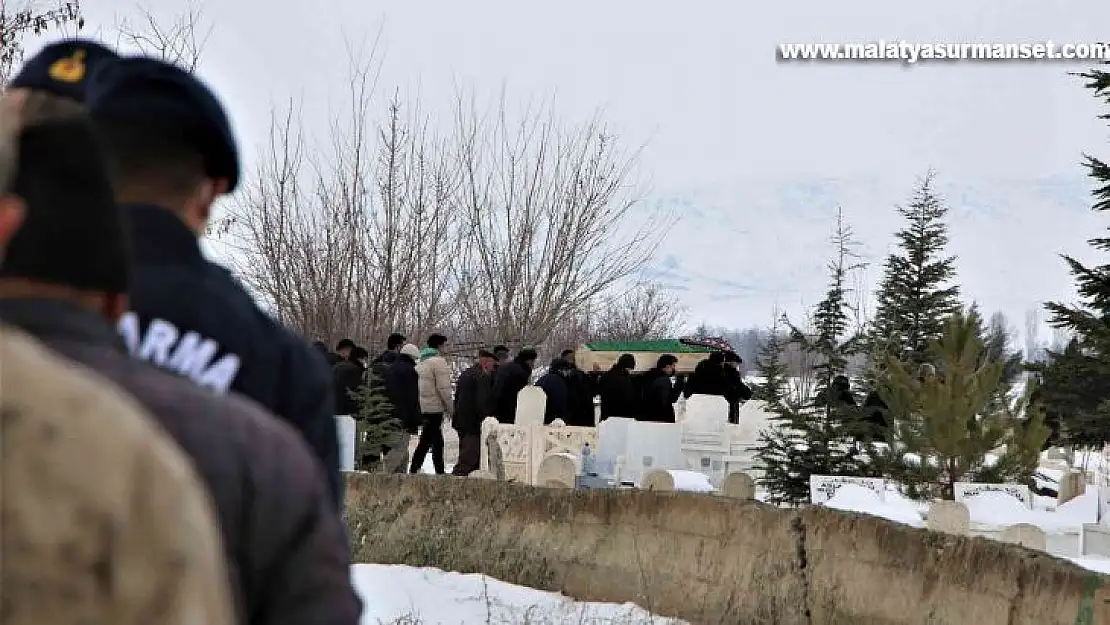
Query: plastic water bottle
582 442 594 476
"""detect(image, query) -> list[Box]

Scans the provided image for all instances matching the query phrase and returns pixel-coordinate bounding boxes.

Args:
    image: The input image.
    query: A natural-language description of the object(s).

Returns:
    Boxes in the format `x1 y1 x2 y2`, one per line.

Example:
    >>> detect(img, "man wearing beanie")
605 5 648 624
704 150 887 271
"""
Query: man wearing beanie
0 90 361 625
72 53 342 509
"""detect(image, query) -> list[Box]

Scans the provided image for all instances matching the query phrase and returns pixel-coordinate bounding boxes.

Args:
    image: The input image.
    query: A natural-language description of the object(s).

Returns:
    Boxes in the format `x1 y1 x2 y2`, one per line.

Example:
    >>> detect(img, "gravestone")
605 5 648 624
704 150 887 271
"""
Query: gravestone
621 421 686 486
515 386 547 427
483 425 506 480
954 482 1032 509
1000 523 1047 551
537 453 576 488
642 469 675 492
335 415 356 472
1059 471 1086 505
809 475 886 505
721 472 756 500
1082 523 1110 558
927 501 971 535
684 394 730 424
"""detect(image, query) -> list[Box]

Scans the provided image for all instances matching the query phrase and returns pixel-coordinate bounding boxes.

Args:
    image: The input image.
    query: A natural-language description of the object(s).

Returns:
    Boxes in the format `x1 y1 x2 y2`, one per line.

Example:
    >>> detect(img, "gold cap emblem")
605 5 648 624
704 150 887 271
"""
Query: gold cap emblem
47 49 86 83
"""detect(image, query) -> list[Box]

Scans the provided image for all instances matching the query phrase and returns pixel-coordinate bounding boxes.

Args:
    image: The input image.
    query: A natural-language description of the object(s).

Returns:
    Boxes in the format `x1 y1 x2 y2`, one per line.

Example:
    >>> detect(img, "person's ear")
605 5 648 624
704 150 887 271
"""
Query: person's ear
0 194 26 249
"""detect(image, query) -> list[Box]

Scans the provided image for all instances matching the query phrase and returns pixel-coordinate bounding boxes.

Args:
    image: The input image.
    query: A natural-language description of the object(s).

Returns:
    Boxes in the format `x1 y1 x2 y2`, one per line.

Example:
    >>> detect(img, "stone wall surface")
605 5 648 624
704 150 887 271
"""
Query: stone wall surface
344 472 1110 625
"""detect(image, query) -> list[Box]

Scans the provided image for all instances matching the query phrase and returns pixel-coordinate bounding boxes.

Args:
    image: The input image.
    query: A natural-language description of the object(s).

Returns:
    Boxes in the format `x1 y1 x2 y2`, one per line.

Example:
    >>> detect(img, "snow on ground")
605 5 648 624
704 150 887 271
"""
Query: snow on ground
352 564 685 624
823 484 924 527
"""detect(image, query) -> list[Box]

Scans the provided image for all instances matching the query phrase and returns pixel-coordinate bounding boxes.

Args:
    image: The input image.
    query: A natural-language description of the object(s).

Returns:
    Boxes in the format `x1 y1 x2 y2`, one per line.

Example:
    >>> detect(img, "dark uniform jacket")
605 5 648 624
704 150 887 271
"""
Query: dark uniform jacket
453 363 492 435
0 298 361 625
490 358 532 424
118 204 341 508
597 365 636 420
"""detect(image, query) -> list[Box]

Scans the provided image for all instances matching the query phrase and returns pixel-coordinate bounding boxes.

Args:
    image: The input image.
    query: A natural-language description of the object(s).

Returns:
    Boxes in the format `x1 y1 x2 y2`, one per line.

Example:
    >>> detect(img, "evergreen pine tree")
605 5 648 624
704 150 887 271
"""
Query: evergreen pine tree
1041 63 1110 450
869 171 961 368
350 368 398 472
756 209 870 505
878 310 1049 499
751 314 789 409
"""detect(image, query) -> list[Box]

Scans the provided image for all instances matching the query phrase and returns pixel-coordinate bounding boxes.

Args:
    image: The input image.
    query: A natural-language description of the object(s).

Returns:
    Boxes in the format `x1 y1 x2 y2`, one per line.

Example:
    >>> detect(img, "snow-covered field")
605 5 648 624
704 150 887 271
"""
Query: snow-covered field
352 564 684 624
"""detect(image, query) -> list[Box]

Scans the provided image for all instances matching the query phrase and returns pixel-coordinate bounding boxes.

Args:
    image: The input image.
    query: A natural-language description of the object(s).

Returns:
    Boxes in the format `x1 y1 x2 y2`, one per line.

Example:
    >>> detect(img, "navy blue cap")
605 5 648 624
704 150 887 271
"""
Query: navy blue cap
9 39 120 103
85 56 240 191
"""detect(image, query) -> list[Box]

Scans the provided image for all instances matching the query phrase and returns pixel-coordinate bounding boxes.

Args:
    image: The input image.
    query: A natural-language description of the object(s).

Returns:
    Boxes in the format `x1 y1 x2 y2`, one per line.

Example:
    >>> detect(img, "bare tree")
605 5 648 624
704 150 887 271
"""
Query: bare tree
450 92 672 346
1 1 83 85
224 39 466 345
114 1 211 71
590 281 686 341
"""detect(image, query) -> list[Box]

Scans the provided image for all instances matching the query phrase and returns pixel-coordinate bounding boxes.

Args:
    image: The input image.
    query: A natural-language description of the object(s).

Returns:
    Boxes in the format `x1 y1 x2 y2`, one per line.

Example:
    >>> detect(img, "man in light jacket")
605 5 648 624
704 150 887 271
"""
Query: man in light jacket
411 333 453 474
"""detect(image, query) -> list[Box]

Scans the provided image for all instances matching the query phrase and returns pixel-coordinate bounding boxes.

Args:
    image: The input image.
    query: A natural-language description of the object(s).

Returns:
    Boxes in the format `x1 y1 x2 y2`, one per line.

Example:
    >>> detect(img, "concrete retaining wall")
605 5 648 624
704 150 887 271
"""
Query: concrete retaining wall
345 473 1110 625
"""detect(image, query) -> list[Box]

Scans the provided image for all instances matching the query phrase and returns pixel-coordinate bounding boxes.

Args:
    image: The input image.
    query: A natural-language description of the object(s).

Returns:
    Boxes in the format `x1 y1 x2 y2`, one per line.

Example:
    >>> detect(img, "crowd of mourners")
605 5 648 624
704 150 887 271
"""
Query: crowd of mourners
321 334 756 477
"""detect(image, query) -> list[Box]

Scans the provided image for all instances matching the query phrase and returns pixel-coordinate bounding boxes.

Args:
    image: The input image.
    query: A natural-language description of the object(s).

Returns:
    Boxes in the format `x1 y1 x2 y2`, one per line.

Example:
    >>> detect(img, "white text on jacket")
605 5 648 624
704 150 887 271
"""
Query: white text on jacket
118 313 241 392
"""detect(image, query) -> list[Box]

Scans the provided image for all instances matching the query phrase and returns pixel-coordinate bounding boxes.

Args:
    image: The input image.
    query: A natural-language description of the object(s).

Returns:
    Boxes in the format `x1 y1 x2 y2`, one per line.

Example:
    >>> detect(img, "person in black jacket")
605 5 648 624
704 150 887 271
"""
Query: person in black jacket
490 348 537 424
334 338 355 363
0 102 361 624
684 352 727 398
333 345 368 416
537 357 574 424
380 342 422 473
638 355 684 423
598 353 637 420
722 350 754 422
81 56 341 508
451 350 496 476
560 349 597 426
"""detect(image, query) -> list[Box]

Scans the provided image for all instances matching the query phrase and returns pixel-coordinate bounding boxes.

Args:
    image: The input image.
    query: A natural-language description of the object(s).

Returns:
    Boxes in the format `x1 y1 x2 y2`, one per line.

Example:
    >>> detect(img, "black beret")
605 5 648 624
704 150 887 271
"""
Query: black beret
8 39 120 102
2 117 131 295
84 56 240 191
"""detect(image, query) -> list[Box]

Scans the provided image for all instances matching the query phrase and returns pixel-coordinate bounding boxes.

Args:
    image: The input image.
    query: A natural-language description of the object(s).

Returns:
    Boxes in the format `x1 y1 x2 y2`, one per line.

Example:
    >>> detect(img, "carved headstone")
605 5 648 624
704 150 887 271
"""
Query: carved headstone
1000 523 1047 551
642 469 675 491
684 394 730 424
809 475 886 505
1059 471 1086 506
515 386 547 427
954 482 1032 509
927 500 971 535
484 429 505 480
537 454 576 489
721 472 756 500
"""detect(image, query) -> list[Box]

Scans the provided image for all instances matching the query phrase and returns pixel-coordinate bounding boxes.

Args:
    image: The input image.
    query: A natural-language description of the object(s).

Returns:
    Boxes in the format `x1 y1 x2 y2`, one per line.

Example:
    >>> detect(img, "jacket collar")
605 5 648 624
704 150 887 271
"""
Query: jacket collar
0 298 127 352
124 203 205 265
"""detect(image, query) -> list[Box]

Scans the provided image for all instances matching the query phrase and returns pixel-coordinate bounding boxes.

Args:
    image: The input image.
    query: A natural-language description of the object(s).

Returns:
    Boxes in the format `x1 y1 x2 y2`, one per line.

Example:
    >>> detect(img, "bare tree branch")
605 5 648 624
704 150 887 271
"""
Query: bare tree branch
114 1 211 72
450 90 673 346
1 1 83 86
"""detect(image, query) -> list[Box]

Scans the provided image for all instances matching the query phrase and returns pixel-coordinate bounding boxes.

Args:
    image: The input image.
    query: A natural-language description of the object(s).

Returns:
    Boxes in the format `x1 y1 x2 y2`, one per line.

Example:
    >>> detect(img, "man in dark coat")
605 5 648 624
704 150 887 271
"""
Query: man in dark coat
537 357 574 424
493 344 510 368
313 340 341 365
560 349 596 426
597 353 637 420
81 56 341 508
0 103 360 625
334 338 355 363
722 350 754 422
451 350 496 476
378 342 422 473
490 348 537 424
684 352 728 398
637 355 685 423
333 345 368 416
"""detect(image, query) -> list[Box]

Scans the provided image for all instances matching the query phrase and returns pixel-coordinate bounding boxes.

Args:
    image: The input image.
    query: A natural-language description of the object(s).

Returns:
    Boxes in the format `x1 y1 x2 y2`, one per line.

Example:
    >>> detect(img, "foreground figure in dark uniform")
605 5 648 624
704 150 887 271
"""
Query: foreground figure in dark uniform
77 54 340 507
0 83 360 625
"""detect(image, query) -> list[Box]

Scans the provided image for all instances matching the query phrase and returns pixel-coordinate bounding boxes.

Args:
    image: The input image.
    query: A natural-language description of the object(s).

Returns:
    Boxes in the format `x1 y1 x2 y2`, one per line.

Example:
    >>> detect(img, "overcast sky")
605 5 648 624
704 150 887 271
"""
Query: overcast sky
25 0 1110 342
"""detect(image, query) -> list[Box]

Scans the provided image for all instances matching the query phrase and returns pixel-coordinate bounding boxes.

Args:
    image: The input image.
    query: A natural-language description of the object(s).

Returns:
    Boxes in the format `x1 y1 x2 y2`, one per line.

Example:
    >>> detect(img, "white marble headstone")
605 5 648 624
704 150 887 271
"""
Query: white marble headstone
684 394 730 424
515 386 546 427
